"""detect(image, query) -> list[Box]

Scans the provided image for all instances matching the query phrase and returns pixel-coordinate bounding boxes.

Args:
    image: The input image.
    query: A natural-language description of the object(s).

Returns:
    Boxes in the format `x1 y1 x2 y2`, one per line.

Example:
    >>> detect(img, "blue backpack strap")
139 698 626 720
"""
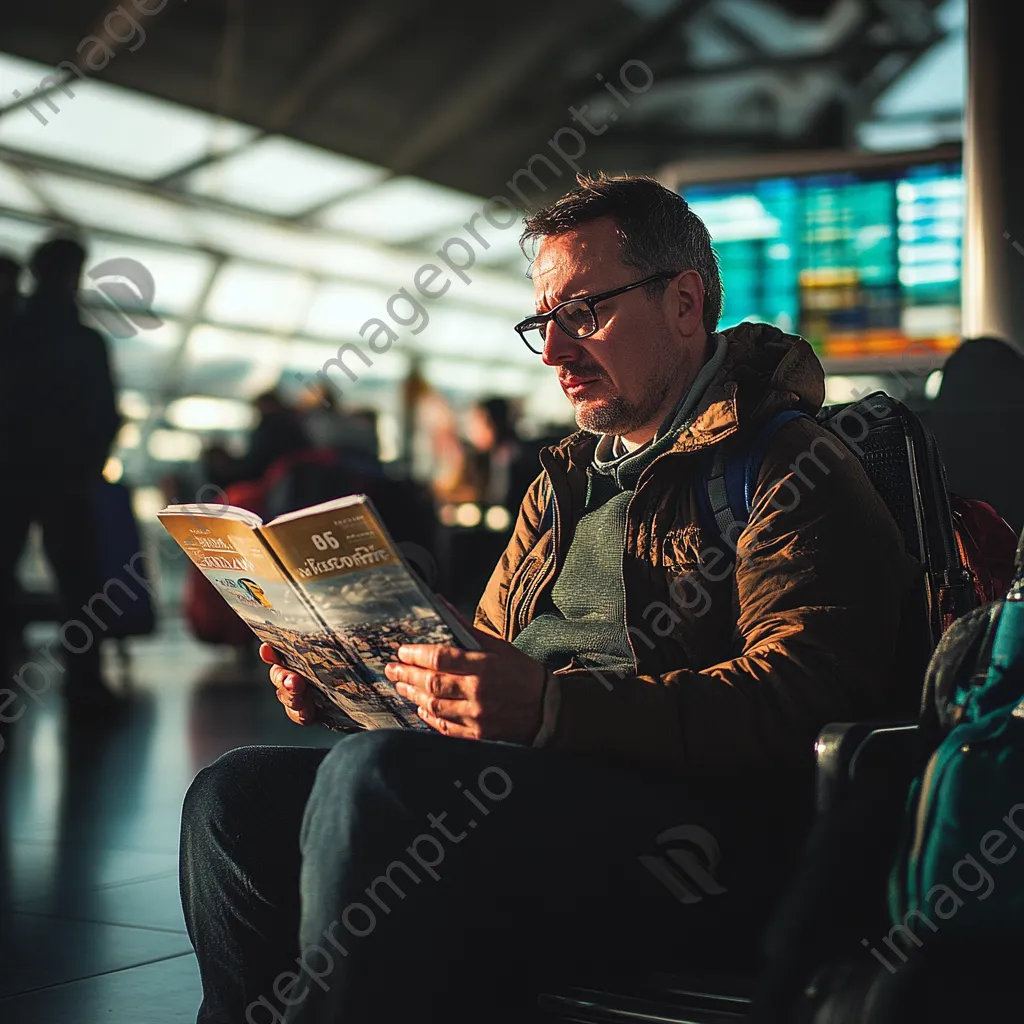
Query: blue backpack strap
700 408 810 549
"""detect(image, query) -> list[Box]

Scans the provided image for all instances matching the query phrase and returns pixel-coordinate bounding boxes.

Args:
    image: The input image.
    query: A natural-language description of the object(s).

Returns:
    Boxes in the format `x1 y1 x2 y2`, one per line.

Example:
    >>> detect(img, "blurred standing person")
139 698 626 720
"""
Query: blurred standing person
0 254 20 324
0 237 122 710
0 256 22 666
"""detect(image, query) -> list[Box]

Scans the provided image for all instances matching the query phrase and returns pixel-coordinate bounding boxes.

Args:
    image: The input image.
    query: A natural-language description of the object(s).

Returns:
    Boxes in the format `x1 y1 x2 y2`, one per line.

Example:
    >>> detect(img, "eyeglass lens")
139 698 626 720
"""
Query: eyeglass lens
521 300 597 351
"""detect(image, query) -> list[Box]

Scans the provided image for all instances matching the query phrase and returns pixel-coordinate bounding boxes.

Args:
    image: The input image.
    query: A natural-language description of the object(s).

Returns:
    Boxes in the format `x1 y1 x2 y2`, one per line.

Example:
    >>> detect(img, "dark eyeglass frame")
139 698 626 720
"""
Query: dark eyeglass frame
514 271 677 354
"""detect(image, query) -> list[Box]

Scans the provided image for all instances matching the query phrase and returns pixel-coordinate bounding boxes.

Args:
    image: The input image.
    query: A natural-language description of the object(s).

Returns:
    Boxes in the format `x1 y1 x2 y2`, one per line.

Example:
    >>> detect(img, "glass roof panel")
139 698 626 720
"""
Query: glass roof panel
0 214 52 259
0 78 255 179
422 358 495 395
302 281 396 339
204 261 313 332
166 395 256 431
318 176 482 244
445 270 534 316
875 31 965 119
185 208 422 286
82 237 216 317
284 340 408 382
181 325 288 398
99 318 184 392
183 136 384 216
0 161 47 216
0 52 62 102
34 172 198 246
414 306 530 361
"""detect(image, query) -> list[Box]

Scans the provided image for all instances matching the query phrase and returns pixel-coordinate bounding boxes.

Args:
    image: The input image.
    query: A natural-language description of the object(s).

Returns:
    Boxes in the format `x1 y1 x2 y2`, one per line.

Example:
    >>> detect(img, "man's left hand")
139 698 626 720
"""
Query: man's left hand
384 629 547 743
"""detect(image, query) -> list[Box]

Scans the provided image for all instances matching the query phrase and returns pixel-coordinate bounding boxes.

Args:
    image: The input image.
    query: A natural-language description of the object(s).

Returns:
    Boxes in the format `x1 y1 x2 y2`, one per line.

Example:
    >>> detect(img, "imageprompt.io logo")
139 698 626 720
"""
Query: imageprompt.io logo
83 257 164 339
639 825 728 905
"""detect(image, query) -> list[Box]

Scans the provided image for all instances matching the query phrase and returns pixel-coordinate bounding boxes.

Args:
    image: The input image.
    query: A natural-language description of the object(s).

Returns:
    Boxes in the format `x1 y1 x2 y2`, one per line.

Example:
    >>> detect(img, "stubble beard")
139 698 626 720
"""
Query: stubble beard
572 372 675 437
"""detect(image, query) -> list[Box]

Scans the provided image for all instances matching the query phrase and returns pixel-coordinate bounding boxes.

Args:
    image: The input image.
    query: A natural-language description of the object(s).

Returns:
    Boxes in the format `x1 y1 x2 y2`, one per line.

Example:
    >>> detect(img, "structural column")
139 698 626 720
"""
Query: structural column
961 0 1024 351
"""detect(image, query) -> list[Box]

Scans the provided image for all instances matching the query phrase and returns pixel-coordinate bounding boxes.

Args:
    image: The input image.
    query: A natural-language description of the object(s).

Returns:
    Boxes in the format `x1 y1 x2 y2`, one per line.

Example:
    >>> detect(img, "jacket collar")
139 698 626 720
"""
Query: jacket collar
543 322 825 470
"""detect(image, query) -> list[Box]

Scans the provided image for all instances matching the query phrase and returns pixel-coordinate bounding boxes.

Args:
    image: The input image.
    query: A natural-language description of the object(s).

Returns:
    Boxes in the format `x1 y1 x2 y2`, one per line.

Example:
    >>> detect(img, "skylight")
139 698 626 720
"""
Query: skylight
0 214 62 260
181 325 288 399
0 52 61 105
80 237 217 317
318 176 483 244
0 80 255 179
0 162 46 216
182 136 384 217
34 172 197 246
204 261 313 333
302 281 396 340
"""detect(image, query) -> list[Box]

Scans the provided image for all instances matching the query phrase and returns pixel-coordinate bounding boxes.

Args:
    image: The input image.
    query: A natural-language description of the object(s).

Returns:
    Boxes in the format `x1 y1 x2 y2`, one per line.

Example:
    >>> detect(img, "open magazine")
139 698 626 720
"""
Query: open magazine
159 495 479 732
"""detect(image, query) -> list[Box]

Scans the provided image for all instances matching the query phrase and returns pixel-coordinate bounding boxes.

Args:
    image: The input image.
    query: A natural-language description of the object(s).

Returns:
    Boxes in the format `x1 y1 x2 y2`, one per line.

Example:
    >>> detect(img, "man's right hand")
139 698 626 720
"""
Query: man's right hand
259 644 317 726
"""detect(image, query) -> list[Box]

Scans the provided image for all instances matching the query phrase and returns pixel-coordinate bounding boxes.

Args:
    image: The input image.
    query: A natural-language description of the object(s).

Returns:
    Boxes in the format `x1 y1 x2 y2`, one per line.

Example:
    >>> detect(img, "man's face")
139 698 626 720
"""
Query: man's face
530 217 707 443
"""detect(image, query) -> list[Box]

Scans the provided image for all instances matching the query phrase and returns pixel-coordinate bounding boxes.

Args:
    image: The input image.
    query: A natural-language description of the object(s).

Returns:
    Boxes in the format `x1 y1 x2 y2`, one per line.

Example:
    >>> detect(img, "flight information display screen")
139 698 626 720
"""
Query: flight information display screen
682 160 963 362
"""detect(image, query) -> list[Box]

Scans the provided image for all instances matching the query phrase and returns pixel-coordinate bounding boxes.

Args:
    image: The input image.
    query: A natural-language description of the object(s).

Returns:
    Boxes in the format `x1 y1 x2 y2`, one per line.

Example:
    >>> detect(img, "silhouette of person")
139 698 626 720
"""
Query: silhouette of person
0 255 19 323
924 336 1024 533
225 389 310 485
0 237 122 710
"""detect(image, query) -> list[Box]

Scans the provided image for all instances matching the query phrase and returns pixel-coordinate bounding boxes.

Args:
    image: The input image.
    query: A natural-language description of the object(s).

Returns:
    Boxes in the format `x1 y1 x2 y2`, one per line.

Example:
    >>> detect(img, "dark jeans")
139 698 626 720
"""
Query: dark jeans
180 731 812 1024
0 477 103 689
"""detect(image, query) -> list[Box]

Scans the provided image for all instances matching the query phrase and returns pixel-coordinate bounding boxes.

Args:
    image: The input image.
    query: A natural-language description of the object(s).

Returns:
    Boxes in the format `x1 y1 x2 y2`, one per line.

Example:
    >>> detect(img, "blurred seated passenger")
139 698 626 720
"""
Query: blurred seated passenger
924 336 1024 532
465 396 536 513
0 237 121 709
198 441 237 494
297 382 380 465
181 175 921 1024
223 389 310 485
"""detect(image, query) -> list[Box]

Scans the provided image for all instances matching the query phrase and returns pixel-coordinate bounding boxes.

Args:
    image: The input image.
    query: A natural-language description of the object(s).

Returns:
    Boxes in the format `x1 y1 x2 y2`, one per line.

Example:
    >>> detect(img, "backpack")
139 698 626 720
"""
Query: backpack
697 392 1019 671
887 529 1024 945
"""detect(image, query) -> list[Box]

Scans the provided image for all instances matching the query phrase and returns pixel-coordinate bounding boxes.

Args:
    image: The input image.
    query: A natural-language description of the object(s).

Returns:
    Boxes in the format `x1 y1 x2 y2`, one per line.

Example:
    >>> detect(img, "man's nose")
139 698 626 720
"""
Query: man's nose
541 320 582 367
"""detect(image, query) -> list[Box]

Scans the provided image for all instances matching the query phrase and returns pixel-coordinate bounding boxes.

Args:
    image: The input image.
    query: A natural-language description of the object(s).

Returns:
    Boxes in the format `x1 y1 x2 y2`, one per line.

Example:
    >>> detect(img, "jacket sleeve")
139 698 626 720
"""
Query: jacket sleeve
474 470 548 639
539 418 921 774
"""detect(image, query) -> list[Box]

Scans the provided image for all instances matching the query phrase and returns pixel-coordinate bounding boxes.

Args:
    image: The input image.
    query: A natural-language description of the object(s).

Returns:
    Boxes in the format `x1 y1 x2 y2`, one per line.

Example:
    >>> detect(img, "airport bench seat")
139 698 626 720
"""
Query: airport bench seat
535 720 921 1023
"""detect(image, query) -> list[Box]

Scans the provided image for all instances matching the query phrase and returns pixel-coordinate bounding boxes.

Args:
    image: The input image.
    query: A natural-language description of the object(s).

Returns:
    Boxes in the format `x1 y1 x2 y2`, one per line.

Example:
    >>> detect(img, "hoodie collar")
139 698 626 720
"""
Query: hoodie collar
591 332 729 488
547 322 826 470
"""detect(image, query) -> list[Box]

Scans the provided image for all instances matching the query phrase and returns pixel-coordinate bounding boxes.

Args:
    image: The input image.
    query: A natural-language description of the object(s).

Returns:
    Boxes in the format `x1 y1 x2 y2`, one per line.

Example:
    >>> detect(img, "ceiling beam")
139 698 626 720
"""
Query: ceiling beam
0 0 181 120
152 4 416 188
653 31 944 85
386 2 595 178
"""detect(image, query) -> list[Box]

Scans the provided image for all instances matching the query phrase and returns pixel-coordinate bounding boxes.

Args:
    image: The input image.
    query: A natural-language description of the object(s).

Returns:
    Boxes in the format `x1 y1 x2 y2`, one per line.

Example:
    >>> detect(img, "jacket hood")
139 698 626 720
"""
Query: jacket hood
549 321 825 464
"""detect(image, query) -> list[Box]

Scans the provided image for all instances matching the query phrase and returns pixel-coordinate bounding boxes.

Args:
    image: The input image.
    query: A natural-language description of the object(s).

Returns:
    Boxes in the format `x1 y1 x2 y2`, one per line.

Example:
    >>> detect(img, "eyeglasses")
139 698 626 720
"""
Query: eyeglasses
513 272 676 355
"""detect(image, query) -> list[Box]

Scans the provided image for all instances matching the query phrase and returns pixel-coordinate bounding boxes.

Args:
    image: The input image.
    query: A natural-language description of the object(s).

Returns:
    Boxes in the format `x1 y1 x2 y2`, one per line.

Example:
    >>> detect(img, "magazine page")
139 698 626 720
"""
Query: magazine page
158 509 405 731
257 497 461 731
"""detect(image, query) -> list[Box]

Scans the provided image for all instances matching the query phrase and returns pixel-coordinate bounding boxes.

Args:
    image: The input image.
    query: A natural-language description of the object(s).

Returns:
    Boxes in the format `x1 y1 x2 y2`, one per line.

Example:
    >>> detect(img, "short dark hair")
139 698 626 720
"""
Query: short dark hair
521 173 723 335
30 236 87 287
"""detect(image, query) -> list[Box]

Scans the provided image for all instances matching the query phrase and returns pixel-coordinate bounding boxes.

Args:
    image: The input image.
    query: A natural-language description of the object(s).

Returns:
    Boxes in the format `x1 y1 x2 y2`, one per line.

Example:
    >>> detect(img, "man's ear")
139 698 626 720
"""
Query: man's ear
665 269 705 336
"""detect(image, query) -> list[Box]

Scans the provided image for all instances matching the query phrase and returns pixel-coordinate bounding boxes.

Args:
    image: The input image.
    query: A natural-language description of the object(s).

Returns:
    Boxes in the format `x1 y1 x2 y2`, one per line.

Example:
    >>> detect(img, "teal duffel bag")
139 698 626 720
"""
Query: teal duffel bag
889 531 1024 949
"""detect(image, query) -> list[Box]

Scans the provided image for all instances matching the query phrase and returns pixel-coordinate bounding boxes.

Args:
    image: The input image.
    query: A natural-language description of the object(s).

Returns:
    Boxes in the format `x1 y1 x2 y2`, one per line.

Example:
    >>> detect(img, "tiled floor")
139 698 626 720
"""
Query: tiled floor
0 619 339 1023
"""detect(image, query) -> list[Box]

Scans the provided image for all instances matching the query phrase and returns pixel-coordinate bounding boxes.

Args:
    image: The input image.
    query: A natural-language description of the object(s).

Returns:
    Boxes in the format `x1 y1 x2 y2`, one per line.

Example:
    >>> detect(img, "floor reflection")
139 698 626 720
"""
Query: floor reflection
0 617 331 1022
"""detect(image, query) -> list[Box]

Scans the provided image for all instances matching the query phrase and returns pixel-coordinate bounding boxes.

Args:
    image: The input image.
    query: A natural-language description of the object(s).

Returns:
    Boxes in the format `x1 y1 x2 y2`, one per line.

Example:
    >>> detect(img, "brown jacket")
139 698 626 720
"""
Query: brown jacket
475 323 921 774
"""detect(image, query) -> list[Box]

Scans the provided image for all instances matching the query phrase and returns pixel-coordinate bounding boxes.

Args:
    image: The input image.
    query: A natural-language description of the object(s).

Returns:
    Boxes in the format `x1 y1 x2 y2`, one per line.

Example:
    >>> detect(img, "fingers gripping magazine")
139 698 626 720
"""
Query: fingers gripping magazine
159 495 478 731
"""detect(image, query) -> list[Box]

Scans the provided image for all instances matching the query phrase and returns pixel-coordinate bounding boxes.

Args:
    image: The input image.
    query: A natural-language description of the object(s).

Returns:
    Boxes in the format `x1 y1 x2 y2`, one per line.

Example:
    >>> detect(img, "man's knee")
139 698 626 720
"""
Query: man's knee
314 730 433 791
181 746 288 836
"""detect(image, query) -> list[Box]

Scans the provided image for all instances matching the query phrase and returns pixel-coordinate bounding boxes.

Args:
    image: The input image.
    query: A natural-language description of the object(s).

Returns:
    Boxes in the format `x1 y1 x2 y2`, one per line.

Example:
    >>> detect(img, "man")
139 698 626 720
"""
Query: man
0 237 121 708
181 175 918 1024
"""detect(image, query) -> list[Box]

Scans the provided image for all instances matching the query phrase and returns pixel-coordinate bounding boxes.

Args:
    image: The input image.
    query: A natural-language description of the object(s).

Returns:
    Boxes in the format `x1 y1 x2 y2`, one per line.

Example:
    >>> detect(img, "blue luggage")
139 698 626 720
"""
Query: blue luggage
89 480 157 638
888 528 1024 945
